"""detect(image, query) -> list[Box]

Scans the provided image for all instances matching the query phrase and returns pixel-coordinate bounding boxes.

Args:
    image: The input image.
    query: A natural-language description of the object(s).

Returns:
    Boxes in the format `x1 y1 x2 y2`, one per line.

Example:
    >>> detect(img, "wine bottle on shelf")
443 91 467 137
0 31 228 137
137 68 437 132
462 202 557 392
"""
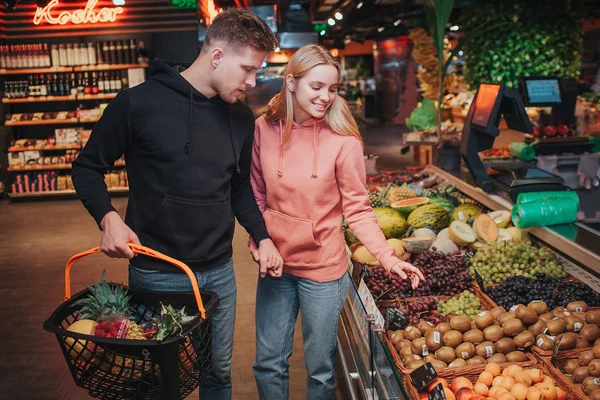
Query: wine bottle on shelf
123 40 131 64
121 70 129 90
62 74 70 96
116 40 124 64
91 72 99 94
39 74 48 96
43 43 51 67
115 71 123 92
51 74 59 96
58 44 67 67
102 41 110 65
70 73 78 96
50 44 59 67
98 71 105 93
66 43 75 67
108 41 116 64
87 42 97 65
77 73 85 94
84 72 92 94
129 39 137 65
108 71 116 93
79 43 89 66
137 41 149 64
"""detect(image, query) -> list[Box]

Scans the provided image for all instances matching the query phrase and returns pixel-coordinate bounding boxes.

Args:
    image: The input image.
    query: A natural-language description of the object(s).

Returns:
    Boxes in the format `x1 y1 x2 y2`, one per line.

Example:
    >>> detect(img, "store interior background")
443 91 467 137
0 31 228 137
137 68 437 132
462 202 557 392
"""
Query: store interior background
1 0 600 399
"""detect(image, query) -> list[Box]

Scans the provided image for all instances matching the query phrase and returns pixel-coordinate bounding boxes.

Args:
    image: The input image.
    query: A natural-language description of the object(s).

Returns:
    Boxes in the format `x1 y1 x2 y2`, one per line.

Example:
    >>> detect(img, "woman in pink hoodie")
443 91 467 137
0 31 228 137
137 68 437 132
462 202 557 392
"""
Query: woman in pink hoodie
249 44 424 400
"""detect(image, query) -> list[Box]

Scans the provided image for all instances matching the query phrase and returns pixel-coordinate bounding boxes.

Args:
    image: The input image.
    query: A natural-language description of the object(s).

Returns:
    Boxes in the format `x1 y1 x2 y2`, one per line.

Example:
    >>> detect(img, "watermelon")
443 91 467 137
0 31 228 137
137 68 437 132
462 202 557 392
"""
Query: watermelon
450 204 482 223
427 197 455 214
373 207 409 239
407 204 450 233
391 197 430 217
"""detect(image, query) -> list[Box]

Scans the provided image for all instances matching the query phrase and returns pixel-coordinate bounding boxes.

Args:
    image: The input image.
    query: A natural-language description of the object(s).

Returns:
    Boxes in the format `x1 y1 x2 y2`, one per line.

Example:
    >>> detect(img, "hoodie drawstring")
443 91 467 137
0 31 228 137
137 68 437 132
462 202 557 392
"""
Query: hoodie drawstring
229 107 241 174
277 119 318 178
184 88 193 154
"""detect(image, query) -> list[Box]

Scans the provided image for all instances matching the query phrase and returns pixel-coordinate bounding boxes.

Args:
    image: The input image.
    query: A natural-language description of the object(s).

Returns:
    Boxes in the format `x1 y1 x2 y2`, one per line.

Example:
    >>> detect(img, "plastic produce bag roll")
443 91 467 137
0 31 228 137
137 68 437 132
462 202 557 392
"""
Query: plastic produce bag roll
516 191 579 208
511 198 578 229
508 142 536 161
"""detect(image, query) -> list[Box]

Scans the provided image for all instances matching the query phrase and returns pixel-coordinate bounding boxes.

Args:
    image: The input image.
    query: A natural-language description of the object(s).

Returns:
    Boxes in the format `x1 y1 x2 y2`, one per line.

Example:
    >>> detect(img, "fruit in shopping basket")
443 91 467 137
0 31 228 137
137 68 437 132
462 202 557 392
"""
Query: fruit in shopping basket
73 271 135 321
577 339 591 348
580 351 595 366
589 360 600 377
503 319 524 337
546 319 566 335
528 301 548 315
583 376 600 394
463 329 484 345
467 356 486 365
373 207 408 239
125 321 147 340
65 319 97 360
408 205 450 233
515 307 538 325
475 311 494 330
437 322 452 334
430 359 448 370
443 330 463 347
436 347 457 363
476 341 496 358
559 333 579 350
487 353 507 364
565 315 585 332
581 325 600 342
568 301 590 313
404 326 422 341
595 346 600 359
506 351 528 362
484 325 504 342
412 338 428 356
473 214 499 242
514 331 535 349
574 367 591 383
406 360 426 370
448 221 476 246
536 334 555 351
528 319 547 336
450 316 472 333
588 310 600 325
450 204 482 223
401 237 433 253
495 338 516 354
391 197 430 216
455 342 475 359
564 359 581 374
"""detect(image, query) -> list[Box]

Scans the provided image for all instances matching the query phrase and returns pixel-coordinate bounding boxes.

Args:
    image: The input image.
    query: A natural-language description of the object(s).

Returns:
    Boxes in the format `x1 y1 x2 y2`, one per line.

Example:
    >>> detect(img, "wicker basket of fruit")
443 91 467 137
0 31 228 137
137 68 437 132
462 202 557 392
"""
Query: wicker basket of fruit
539 346 600 400
43 244 219 400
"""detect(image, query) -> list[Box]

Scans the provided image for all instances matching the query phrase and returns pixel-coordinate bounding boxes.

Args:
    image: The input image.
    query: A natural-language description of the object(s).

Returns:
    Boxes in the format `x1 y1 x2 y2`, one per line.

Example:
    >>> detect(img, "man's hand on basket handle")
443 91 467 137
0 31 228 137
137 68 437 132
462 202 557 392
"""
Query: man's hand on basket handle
100 211 141 259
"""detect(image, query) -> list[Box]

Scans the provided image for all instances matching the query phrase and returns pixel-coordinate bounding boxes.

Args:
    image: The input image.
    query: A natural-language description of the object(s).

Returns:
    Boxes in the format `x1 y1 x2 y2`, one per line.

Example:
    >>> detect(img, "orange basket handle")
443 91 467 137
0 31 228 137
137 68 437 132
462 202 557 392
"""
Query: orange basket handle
64 243 206 319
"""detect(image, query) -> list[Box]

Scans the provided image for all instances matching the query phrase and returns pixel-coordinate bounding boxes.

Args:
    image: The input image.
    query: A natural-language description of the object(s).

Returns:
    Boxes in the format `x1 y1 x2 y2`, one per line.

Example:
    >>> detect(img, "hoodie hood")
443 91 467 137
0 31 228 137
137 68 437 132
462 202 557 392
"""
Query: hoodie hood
148 59 239 171
278 118 328 178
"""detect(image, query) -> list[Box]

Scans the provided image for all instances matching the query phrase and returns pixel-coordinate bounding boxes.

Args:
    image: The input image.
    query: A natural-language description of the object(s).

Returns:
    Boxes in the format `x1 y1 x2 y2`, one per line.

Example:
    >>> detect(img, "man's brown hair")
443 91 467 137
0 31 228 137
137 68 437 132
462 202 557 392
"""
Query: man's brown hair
205 9 278 52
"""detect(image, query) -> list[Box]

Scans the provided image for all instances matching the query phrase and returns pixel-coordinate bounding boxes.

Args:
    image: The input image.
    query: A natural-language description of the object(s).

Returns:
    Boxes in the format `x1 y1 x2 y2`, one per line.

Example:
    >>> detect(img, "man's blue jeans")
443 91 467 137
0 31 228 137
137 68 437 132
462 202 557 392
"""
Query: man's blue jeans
128 259 237 400
252 272 350 400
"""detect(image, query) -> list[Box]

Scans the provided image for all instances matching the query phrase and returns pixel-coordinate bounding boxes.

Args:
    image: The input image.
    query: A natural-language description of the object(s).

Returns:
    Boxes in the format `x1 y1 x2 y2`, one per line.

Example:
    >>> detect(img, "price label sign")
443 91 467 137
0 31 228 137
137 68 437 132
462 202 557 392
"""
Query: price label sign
387 307 407 331
474 269 486 292
410 362 438 392
552 334 564 363
428 383 447 400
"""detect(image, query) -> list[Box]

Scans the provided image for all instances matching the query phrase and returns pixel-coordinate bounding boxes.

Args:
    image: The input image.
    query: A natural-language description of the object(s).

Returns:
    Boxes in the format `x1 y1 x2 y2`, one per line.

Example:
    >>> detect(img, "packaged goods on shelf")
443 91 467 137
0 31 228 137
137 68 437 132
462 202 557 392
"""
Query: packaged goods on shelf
12 171 58 193
54 128 82 146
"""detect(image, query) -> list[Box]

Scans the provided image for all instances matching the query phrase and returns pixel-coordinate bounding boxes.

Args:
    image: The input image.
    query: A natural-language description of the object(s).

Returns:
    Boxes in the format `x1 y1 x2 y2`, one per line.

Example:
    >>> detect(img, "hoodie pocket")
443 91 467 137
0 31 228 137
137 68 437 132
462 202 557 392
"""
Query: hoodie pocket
140 196 234 263
263 208 322 265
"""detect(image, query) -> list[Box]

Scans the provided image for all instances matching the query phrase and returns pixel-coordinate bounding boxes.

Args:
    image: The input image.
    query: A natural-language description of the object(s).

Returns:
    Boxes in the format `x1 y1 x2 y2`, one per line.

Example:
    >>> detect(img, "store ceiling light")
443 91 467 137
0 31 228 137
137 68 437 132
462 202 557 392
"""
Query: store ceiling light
320 30 326 36
328 18 335 26
377 26 385 32
357 2 363 9
450 25 459 31
394 19 401 26
335 12 343 20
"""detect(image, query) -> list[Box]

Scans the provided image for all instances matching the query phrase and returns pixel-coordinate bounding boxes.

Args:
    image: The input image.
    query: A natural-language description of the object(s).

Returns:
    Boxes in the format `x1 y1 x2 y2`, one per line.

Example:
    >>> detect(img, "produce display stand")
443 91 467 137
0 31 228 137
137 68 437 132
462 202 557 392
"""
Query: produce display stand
336 165 600 400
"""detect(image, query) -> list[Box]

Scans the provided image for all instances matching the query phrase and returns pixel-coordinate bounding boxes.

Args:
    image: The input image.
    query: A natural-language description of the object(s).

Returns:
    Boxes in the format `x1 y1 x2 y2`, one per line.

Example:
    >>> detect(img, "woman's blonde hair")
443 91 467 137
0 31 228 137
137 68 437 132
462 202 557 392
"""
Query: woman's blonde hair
264 44 362 148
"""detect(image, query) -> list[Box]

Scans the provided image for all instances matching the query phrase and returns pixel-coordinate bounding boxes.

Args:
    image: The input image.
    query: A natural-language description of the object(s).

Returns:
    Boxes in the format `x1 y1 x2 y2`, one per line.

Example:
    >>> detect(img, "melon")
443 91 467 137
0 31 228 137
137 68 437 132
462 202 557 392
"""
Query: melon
391 197 430 217
411 227 437 241
386 238 406 257
473 214 499 242
450 204 482 223
506 227 529 243
488 210 511 228
437 228 450 240
407 204 450 233
448 221 476 246
497 228 513 242
352 245 379 265
401 237 434 253
65 319 97 361
430 238 459 254
373 208 409 239
428 197 456 214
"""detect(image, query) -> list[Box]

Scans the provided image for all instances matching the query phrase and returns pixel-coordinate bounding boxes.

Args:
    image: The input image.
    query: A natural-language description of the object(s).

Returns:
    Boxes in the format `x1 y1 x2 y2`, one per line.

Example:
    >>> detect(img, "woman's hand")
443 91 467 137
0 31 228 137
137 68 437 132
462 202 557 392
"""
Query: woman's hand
390 261 425 290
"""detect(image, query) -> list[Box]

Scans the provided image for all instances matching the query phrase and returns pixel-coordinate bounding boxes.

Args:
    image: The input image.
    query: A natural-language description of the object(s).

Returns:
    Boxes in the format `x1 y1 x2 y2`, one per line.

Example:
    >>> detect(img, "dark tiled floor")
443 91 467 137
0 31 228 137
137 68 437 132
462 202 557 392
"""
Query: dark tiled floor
0 123 411 400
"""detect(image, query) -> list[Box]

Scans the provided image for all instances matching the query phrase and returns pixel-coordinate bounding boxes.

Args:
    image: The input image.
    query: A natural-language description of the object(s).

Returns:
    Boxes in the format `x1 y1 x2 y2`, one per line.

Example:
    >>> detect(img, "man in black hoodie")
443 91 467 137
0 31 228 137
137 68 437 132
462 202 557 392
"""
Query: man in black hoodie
72 9 282 399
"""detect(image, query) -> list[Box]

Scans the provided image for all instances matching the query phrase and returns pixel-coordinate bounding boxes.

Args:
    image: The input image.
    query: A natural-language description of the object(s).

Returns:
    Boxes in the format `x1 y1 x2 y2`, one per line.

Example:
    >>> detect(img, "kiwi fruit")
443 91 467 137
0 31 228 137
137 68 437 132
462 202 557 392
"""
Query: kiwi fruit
412 338 428 356
546 319 567 335
564 359 581 374
455 342 475 360
426 330 443 352
590 389 600 400
577 338 591 349
418 320 435 334
406 360 426 370
402 354 421 365
565 315 586 332
497 313 515 325
443 330 463 348
389 330 403 341
587 310 600 325
574 367 591 383
528 319 547 336
590 360 600 377
466 355 486 365
581 325 600 342
583 376 600 394
487 353 508 363
463 329 484 345
450 316 472 333
559 332 579 350
495 337 516 354
528 301 548 315
516 307 538 325
539 312 555 322
404 326 422 341
423 354 436 362
429 359 448 371
396 339 412 350
553 306 566 317
490 306 507 319
475 341 496 358
536 334 555 351
594 345 600 359
575 312 588 321
580 351 596 366
470 321 478 330
474 311 494 330
567 301 590 313
502 319 525 337
483 325 504 342
436 322 452 334
399 346 414 358
514 331 535 349
505 351 528 362
448 358 467 368
435 347 456 364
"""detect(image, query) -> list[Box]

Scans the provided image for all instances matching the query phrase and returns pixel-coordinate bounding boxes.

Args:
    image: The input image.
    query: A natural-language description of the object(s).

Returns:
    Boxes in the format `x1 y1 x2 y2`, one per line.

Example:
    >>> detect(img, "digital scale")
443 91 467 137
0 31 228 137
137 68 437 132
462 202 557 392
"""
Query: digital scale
460 82 569 202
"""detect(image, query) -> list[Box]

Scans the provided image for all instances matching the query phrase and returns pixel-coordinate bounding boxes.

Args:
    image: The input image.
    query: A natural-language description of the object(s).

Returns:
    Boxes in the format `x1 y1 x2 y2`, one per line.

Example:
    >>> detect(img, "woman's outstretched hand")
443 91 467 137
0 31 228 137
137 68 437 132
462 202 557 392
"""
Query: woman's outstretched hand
390 261 425 290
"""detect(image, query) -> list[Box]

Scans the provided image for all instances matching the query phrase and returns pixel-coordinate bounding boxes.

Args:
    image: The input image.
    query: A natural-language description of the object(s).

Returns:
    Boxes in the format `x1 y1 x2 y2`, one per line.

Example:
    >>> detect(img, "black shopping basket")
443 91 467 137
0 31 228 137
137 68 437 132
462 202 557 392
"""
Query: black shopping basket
43 243 219 400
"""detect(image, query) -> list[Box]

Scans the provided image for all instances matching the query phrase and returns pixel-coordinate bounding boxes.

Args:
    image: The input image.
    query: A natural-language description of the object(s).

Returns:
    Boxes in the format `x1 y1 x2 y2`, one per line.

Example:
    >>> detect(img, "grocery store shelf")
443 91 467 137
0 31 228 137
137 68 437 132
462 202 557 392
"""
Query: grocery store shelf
8 164 73 171
0 64 147 75
8 144 81 152
8 187 129 198
5 118 79 126
78 117 100 123
77 93 117 101
2 93 117 103
114 161 126 167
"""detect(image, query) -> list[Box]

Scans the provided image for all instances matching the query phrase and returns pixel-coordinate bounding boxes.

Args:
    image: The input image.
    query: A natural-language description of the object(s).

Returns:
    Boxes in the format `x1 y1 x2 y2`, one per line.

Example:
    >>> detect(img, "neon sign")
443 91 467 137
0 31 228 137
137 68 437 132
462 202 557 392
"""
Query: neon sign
33 0 124 25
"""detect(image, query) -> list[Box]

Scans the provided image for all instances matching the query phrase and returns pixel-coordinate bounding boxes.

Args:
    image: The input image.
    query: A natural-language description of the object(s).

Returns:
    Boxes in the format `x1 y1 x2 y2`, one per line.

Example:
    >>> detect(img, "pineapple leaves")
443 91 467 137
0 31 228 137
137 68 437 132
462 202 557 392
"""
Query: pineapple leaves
73 270 134 321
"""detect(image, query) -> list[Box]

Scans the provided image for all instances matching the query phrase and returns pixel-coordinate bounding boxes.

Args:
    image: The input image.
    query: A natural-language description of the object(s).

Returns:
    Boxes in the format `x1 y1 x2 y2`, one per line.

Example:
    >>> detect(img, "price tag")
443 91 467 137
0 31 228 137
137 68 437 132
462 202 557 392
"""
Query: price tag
357 279 385 330
474 269 485 292
387 308 407 331
360 264 370 283
410 362 438 392
428 383 447 400
553 334 564 360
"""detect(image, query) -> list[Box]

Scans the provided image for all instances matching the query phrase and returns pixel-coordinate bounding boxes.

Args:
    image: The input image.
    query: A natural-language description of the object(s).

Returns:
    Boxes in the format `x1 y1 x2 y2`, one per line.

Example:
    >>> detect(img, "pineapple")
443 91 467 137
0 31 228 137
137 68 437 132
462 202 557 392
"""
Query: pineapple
386 186 417 204
73 271 135 321
125 321 146 340
369 192 385 208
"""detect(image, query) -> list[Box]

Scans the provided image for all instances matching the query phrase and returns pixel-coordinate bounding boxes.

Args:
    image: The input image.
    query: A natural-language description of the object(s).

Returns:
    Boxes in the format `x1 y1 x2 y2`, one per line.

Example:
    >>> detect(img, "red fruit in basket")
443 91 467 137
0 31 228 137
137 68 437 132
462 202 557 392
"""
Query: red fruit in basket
532 127 541 138
543 125 557 137
557 124 569 136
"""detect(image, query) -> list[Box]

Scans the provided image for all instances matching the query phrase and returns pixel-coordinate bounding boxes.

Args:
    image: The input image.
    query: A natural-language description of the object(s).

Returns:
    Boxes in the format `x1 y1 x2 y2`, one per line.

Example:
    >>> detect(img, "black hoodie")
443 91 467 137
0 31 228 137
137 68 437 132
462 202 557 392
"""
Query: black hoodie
72 59 270 272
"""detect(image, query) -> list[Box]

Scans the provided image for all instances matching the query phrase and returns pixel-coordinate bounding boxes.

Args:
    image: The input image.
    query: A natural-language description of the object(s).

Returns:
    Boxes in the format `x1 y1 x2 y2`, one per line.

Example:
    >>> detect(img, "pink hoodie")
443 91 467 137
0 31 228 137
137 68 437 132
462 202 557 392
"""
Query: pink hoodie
249 116 400 282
